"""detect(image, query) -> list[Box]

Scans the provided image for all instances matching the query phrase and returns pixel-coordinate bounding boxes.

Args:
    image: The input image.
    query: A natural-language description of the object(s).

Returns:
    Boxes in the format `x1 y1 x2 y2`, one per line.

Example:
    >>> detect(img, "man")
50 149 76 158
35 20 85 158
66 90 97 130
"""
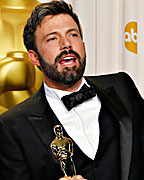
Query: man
0 1 144 180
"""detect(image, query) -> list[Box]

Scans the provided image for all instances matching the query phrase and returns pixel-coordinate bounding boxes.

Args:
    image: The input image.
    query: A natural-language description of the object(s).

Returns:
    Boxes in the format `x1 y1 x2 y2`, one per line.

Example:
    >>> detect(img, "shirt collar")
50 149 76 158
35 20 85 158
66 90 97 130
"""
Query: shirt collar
44 77 89 100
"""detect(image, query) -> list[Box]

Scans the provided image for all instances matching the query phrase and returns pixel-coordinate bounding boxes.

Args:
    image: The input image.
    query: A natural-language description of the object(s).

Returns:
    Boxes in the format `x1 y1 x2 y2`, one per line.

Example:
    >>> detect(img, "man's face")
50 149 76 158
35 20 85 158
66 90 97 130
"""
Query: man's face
34 13 86 85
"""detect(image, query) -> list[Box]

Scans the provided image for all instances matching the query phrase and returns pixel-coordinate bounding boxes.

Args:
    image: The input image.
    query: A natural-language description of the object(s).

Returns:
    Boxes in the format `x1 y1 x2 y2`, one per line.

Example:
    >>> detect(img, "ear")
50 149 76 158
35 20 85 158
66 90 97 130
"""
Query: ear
28 50 41 66
83 42 86 50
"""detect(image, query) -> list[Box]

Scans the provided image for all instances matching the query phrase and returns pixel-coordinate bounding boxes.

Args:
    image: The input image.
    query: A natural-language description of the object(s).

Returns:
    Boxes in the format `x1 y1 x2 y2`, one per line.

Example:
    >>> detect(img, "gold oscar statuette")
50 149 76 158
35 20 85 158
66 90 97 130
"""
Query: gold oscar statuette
50 125 76 178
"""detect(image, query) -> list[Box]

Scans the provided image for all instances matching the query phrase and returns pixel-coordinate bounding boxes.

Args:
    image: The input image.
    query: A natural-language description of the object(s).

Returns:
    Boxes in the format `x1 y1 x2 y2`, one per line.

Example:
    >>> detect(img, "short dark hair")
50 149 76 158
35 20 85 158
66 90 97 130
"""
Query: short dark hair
23 0 83 52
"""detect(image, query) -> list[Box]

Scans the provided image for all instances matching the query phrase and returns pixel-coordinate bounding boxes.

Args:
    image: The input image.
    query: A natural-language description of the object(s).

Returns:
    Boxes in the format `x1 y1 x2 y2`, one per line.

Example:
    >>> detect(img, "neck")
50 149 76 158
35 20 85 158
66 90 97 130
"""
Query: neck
44 76 83 92
57 136 62 140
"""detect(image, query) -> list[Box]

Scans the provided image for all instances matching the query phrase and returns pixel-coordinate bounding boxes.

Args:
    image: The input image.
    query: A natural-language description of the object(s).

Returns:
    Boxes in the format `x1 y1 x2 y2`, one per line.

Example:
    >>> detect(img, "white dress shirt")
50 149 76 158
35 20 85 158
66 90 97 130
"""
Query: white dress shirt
44 78 101 160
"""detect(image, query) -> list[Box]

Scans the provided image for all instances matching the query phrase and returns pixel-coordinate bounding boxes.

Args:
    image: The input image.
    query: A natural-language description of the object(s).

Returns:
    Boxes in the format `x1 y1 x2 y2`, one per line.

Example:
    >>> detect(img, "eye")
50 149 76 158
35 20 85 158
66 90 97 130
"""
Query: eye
47 37 57 42
69 33 78 37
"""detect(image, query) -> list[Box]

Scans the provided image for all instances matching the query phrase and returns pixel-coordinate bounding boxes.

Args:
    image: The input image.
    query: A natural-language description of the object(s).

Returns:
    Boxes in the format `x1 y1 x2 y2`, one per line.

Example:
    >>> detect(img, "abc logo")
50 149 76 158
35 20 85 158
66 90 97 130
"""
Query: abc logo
124 21 138 54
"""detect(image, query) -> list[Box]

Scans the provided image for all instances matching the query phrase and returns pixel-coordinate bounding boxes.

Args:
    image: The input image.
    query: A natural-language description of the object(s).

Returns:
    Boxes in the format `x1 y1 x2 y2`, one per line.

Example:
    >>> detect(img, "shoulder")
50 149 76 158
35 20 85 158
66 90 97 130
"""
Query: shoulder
85 72 132 87
85 72 140 94
0 84 45 123
0 93 35 119
86 71 144 111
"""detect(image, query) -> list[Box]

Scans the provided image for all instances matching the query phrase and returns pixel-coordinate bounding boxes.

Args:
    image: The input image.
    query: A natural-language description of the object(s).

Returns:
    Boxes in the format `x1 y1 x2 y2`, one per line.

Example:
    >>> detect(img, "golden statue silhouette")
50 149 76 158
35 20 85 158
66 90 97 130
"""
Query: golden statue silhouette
0 0 43 114
50 125 76 178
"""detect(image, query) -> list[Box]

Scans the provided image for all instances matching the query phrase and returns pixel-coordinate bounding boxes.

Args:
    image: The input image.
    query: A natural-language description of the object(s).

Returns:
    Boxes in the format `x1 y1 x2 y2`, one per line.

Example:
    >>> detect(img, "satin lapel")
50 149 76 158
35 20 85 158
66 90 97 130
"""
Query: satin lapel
85 77 131 119
28 84 58 150
86 77 133 180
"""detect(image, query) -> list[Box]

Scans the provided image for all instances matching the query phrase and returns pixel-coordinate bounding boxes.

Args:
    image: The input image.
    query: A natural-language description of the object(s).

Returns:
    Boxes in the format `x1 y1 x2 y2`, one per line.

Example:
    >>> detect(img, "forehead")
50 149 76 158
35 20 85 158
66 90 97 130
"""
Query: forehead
35 13 79 35
55 127 62 132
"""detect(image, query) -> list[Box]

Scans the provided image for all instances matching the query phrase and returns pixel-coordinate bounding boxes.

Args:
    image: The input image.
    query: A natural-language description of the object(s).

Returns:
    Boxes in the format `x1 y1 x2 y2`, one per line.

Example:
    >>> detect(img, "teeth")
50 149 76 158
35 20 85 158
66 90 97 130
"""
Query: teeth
63 61 73 65
63 57 74 61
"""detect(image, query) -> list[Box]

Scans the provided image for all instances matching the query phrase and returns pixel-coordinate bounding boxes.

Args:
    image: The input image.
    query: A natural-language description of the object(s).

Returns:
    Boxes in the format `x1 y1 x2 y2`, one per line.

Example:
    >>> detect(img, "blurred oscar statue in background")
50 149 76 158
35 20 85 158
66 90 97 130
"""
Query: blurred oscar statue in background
0 0 43 114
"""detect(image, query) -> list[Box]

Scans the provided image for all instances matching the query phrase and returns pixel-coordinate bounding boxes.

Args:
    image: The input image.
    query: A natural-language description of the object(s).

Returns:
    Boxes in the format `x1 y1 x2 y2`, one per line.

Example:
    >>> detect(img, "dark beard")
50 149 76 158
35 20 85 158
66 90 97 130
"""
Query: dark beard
37 50 86 85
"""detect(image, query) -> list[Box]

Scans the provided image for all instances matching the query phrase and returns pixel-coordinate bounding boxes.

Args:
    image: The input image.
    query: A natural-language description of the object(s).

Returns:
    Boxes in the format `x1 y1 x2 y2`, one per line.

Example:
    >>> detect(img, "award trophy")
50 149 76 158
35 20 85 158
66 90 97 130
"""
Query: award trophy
50 125 76 178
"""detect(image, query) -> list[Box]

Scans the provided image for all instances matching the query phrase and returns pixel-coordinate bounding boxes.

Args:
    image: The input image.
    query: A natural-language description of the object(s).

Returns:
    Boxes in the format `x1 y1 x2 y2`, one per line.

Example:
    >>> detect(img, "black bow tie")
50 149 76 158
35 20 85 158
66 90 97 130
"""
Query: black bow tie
61 84 96 111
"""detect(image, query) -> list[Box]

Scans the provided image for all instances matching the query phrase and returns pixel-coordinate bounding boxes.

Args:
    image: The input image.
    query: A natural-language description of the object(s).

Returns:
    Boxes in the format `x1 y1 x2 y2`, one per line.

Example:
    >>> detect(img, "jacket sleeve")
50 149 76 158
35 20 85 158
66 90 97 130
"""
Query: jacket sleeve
0 118 31 180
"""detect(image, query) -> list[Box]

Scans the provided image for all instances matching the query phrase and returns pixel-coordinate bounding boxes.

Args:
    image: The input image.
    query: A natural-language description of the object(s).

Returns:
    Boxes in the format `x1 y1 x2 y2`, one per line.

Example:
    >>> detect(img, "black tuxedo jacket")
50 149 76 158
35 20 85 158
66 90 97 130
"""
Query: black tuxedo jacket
0 72 144 180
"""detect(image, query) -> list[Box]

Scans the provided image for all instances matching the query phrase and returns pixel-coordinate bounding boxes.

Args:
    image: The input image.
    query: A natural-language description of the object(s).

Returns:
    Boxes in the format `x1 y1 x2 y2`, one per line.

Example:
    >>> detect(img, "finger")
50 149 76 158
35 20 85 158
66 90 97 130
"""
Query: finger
74 175 88 180
59 178 73 180
59 175 87 180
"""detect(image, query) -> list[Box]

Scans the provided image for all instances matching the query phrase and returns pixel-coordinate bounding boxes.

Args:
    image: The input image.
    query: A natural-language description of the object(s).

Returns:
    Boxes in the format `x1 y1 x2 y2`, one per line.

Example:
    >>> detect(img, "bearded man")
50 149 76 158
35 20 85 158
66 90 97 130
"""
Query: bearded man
0 1 144 180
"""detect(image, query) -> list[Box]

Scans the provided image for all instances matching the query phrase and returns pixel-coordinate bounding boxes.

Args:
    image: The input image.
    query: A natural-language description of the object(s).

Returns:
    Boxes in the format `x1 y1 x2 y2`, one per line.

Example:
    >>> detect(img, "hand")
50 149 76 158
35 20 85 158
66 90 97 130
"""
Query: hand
59 175 88 180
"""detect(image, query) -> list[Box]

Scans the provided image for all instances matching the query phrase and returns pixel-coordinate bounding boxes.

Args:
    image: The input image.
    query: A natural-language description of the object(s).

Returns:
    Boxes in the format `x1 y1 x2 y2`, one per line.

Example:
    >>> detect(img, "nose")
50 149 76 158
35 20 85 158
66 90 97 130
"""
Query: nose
60 36 72 50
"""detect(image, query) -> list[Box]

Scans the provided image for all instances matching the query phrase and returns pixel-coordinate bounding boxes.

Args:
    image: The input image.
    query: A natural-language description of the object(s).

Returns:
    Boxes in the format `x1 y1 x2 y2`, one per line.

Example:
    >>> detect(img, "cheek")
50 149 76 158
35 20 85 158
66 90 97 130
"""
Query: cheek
76 43 85 57
42 46 59 61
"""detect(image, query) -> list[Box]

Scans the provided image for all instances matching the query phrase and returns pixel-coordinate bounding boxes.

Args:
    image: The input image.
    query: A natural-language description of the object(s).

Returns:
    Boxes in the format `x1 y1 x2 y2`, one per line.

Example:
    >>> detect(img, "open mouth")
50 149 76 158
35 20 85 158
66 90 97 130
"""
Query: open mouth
59 55 76 66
